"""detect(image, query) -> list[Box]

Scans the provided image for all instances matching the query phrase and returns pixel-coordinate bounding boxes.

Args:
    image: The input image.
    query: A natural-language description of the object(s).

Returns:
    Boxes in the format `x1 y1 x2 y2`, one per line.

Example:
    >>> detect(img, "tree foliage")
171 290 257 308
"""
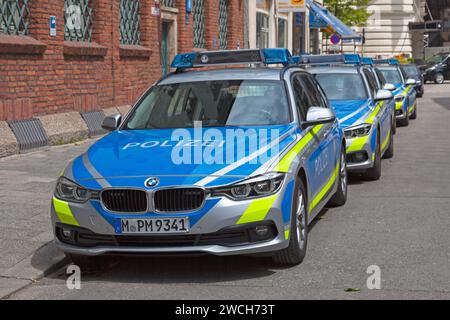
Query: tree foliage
323 0 372 27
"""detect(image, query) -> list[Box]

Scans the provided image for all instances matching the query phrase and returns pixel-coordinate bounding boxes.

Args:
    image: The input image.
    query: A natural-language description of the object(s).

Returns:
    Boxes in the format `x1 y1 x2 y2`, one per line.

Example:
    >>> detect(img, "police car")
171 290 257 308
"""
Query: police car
302 54 395 180
374 59 418 126
51 49 347 266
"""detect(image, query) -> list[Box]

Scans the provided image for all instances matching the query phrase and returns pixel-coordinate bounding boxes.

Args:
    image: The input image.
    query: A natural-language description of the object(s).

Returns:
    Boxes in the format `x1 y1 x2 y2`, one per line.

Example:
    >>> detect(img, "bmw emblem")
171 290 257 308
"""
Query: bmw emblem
144 177 159 188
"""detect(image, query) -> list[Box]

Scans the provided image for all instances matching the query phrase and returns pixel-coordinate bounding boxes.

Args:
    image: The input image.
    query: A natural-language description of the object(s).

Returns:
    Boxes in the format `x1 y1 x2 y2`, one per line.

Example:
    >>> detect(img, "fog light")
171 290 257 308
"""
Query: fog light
61 228 72 240
255 225 269 236
354 152 366 162
395 109 403 116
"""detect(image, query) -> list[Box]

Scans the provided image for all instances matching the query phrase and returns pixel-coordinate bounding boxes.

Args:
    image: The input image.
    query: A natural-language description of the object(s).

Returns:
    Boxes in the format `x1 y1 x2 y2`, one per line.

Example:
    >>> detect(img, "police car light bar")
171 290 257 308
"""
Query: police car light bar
298 54 361 65
170 48 294 69
373 58 399 65
361 57 374 65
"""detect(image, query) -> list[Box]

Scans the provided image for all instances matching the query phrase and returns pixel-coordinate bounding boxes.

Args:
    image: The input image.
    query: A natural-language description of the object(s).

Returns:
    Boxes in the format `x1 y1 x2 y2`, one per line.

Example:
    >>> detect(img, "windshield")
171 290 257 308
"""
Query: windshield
377 68 403 85
123 80 290 129
426 54 447 65
314 73 368 100
402 65 418 77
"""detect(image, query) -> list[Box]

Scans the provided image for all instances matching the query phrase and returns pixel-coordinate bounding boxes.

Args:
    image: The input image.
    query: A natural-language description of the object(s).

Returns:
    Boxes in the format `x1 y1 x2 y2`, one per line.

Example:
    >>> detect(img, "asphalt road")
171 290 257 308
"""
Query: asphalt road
3 83 450 299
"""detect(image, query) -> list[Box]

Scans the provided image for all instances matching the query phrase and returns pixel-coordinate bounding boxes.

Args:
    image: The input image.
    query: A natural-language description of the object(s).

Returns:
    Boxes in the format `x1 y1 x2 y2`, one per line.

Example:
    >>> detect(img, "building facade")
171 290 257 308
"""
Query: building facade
0 0 244 122
356 0 426 58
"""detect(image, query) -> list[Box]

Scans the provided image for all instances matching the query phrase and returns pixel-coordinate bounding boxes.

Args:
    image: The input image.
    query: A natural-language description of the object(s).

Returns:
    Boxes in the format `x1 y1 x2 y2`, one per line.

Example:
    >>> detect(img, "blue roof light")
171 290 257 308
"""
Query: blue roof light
361 57 374 65
373 58 399 65
170 48 294 69
298 54 360 65
170 52 196 68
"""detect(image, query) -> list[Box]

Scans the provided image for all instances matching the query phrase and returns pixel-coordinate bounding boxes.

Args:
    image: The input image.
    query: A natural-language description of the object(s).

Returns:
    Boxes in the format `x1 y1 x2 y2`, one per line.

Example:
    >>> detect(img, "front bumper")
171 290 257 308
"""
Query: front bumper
51 179 295 256
345 131 376 171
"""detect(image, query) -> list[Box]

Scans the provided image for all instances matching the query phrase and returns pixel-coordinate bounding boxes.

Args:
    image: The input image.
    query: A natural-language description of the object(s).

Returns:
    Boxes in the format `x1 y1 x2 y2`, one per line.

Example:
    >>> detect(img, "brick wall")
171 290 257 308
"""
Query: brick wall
0 0 244 121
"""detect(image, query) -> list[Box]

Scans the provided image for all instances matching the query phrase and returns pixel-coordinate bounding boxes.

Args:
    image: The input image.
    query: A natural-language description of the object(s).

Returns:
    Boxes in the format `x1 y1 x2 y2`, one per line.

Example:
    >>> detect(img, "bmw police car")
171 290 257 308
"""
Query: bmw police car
51 49 347 266
374 59 418 126
302 54 395 180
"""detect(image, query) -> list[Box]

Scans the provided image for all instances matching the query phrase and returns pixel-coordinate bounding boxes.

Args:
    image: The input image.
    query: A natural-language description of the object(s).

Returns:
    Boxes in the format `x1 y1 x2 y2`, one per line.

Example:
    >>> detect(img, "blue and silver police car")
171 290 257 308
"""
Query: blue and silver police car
303 54 395 180
374 59 418 126
51 49 347 266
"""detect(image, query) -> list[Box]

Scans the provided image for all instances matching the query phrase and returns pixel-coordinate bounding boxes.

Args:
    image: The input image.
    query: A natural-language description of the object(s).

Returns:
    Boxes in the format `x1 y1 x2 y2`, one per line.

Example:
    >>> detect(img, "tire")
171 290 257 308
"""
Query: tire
398 107 410 127
382 129 394 159
328 148 347 207
365 132 382 181
434 72 445 84
273 178 308 266
410 103 417 120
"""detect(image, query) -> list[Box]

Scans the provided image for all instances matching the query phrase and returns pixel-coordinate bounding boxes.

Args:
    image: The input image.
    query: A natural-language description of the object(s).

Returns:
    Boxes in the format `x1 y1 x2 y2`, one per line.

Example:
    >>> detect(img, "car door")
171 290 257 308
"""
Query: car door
291 73 337 200
363 68 389 149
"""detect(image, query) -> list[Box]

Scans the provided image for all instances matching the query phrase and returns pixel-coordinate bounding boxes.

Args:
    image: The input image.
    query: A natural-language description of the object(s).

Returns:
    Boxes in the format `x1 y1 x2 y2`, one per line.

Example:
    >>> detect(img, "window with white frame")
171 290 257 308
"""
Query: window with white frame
277 15 288 48
256 0 270 48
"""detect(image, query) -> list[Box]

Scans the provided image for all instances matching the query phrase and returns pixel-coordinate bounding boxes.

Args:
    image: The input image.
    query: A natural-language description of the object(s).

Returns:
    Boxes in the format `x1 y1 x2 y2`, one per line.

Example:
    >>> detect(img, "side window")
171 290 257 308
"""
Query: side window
298 74 324 108
363 69 377 98
375 69 386 86
291 75 309 121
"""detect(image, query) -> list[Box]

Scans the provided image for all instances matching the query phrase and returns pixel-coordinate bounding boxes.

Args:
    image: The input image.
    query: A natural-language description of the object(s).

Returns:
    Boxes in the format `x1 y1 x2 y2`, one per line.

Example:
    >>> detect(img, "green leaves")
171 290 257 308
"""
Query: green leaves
323 0 372 27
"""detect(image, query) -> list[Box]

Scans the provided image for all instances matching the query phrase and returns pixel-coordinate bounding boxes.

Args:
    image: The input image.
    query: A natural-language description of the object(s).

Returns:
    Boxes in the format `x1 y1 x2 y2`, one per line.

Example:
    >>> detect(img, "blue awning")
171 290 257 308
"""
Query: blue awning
307 0 362 43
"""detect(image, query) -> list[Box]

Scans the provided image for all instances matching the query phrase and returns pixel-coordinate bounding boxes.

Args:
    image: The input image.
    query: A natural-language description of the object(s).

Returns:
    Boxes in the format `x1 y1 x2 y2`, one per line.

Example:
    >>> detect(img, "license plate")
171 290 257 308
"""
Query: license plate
120 217 189 234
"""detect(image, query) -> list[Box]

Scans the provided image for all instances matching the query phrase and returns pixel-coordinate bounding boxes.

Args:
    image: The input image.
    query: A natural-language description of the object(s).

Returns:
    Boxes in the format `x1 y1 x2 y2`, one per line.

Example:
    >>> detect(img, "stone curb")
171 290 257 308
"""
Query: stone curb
0 105 132 159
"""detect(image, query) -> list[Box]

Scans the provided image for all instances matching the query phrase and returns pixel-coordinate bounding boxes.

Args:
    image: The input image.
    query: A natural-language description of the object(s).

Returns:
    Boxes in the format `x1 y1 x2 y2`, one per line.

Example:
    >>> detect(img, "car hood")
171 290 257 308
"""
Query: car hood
329 99 371 129
68 124 298 189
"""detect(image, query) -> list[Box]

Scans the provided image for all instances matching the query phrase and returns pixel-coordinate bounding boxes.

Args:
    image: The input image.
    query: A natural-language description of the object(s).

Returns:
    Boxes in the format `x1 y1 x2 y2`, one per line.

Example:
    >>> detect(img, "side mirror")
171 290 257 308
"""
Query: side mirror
383 83 396 91
374 89 393 102
301 107 336 129
102 113 121 131
415 80 422 86
405 78 416 86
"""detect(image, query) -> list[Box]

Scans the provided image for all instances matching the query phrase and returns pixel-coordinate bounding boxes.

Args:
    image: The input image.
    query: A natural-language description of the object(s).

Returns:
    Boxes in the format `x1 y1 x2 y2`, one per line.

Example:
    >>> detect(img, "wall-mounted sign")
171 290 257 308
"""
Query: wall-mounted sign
277 0 306 13
151 4 161 17
49 16 56 36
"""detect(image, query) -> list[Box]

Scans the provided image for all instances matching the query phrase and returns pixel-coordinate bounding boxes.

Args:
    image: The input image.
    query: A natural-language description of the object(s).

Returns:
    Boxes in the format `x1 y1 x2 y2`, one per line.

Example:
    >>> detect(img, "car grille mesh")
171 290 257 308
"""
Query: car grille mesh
101 189 147 213
154 188 205 212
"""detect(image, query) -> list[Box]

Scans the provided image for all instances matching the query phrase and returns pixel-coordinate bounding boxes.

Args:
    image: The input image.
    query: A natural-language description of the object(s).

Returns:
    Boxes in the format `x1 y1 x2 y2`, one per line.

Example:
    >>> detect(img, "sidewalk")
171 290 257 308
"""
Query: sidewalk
0 140 94 298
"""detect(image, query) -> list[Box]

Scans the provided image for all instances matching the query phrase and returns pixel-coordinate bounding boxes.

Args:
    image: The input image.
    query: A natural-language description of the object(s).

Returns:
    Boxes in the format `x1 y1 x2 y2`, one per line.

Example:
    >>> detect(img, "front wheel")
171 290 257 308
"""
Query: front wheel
434 72 445 84
410 104 417 120
328 148 347 207
365 133 382 181
273 178 308 266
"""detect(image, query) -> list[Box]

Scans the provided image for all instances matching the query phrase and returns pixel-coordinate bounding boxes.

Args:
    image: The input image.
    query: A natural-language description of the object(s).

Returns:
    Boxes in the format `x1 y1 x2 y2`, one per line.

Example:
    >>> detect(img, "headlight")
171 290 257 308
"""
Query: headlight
55 177 99 203
344 123 372 139
209 172 285 200
395 95 405 103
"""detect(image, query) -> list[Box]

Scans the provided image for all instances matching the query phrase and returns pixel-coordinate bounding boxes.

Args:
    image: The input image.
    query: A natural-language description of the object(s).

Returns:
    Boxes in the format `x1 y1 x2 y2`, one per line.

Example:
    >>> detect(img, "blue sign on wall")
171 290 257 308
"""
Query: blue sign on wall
49 16 56 36
309 11 327 29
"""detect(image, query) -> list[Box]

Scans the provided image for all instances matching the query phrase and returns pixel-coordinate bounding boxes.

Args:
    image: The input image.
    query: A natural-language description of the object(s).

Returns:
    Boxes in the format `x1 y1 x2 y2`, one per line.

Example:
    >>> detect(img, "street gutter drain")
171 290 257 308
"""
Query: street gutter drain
80 110 107 137
8 118 49 153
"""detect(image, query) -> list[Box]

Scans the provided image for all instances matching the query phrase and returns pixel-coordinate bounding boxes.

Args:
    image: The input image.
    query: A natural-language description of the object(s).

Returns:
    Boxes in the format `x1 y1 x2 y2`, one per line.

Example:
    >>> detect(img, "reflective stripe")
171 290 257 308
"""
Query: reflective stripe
366 102 382 124
275 125 323 173
82 153 111 188
395 101 403 110
408 101 416 112
381 129 391 152
346 136 368 153
284 229 290 240
309 161 339 213
236 194 278 224
53 197 79 226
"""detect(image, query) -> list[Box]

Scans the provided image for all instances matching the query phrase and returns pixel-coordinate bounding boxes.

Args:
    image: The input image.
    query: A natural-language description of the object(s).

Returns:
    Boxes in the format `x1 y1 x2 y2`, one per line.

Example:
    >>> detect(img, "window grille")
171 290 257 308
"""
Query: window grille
0 0 30 35
192 0 205 48
218 0 228 49
64 0 93 42
120 0 141 45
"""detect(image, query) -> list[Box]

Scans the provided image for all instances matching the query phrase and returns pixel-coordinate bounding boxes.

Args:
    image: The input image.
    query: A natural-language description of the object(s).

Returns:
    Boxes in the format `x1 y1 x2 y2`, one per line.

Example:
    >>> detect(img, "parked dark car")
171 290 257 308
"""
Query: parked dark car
421 53 450 84
401 64 424 97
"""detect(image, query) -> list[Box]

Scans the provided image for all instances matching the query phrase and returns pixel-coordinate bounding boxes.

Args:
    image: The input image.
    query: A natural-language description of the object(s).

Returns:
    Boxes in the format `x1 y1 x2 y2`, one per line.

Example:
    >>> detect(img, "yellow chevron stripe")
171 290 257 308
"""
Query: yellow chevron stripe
53 197 79 226
309 161 340 212
236 194 278 224
275 125 323 173
381 128 391 152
